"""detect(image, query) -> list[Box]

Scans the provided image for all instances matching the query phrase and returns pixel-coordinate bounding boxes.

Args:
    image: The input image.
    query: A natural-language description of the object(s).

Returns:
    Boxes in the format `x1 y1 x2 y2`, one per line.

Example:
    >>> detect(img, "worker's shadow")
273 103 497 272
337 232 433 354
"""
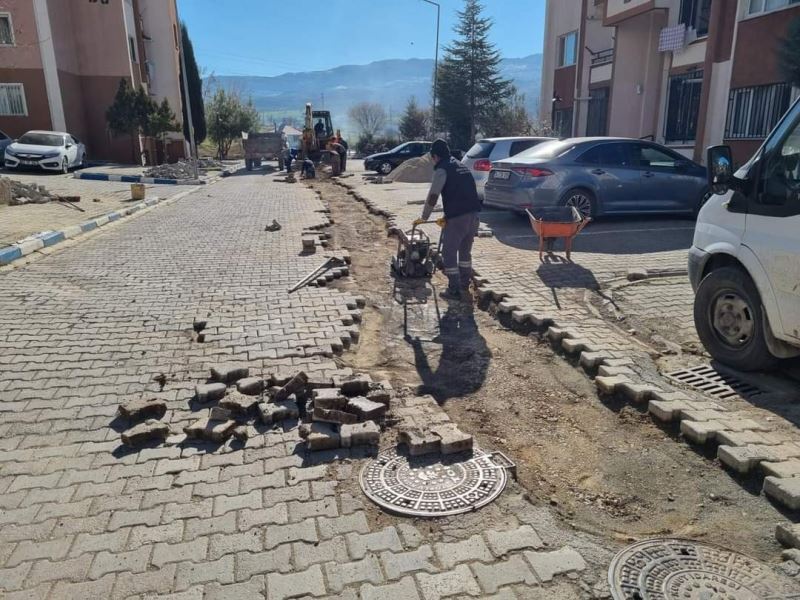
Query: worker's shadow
409 301 491 404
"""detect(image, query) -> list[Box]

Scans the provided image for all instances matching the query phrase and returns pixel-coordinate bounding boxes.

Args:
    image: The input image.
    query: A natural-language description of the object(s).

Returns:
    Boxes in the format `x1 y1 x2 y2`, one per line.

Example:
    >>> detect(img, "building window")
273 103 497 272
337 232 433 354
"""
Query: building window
680 0 711 36
586 87 609 136
0 13 14 46
0 84 28 116
128 35 138 63
558 31 577 67
749 0 800 15
725 82 792 139
553 108 573 138
664 71 703 144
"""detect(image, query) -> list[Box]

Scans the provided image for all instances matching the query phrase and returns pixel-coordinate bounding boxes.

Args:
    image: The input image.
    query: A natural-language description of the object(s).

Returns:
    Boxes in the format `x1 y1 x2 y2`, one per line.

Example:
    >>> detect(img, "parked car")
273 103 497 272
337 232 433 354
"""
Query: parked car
4 130 86 174
364 141 432 175
0 129 12 157
463 136 554 198
483 137 709 218
690 100 800 371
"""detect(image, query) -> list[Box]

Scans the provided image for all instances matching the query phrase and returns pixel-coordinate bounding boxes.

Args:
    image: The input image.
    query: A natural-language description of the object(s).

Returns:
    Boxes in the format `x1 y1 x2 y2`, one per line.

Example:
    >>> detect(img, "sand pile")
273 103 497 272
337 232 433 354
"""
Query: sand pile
386 154 434 183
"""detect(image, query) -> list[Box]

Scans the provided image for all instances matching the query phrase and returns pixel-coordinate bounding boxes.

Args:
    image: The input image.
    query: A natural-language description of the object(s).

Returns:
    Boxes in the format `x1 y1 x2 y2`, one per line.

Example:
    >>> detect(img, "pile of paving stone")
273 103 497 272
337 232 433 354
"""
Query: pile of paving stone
0 176 58 206
143 158 220 179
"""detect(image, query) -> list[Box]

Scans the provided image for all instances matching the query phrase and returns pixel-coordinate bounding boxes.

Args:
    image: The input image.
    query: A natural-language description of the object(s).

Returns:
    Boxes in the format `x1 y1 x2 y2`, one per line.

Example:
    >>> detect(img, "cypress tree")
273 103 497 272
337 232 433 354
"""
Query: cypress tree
179 23 206 145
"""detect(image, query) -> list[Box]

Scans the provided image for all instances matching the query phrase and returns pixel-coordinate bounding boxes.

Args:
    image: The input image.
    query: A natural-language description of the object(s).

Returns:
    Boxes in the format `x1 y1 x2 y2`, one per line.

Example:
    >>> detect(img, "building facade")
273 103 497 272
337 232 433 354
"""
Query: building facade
541 0 800 165
0 0 185 163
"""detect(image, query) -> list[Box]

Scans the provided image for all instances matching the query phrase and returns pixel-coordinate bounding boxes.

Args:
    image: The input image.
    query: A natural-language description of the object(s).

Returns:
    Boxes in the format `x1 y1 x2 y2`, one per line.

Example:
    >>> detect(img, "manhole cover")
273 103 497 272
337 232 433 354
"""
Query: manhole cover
609 538 800 599
666 364 764 400
359 448 507 517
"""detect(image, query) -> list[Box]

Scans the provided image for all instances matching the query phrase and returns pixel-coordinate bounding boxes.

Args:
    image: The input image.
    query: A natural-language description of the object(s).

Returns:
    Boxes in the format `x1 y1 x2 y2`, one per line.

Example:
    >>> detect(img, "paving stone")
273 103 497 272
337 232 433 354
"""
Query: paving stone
219 391 259 414
777 523 800 549
2 583 52 600
288 465 329 485
594 375 631 395
112 562 178 598
0 562 32 591
209 529 262 559
313 406 358 425
126 521 183 548
430 423 473 454
184 512 237 541
8 536 72 566
716 430 771 447
680 419 725 444
265 519 318 549
524 547 587 582
210 364 249 384
120 419 170 446
347 526 403 559
301 421 341 450
237 377 266 395
335 374 372 396
398 427 441 456
763 460 800 479
238 504 289 530
434 534 492 568
416 564 482 600
236 545 293 580
175 555 235 590
764 476 800 510
313 388 347 410
183 416 237 443
486 525 544 556
381 545 436 580
50 573 115 600
718 444 773 474
89 546 151 578
260 399 300 425
152 538 209 567
396 523 424 548
195 383 227 404
205 575 265 600
118 397 167 420
346 396 387 420
340 421 380 448
318 512 369 538
647 399 691 422
26 554 93 585
266 564 326 600
471 555 537 594
293 537 348 570
325 554 384 592
273 372 309 402
361 576 421 600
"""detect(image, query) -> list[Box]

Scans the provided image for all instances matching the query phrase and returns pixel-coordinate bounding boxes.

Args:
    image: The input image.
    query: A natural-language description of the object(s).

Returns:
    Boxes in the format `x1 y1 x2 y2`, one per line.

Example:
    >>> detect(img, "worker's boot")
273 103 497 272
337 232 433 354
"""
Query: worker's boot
459 267 473 292
440 275 463 300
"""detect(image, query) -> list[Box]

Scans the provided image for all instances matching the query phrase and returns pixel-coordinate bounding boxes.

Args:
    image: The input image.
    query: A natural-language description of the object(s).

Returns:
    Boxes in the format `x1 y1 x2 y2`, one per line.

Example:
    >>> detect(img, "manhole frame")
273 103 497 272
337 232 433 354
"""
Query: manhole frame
359 447 508 518
665 363 765 400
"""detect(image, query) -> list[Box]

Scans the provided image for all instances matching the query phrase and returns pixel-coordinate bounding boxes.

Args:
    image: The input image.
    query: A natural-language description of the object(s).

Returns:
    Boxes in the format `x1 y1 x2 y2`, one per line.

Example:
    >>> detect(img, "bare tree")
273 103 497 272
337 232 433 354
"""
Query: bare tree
348 102 388 138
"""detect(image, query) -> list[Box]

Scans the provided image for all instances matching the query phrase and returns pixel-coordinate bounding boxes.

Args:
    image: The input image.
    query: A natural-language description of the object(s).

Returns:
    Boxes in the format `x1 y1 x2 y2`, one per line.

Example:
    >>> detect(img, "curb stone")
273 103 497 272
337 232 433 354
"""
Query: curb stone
73 171 206 185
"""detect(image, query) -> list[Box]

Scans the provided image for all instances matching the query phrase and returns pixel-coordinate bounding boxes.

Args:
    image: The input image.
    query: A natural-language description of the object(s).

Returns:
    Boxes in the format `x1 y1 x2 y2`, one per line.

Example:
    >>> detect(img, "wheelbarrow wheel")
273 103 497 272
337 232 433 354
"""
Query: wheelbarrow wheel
561 188 596 219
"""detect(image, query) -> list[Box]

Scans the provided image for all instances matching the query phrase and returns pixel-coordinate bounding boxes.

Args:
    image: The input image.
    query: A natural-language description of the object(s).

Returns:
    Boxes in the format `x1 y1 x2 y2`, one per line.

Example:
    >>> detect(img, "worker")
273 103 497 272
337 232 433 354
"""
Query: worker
414 138 481 300
300 159 315 179
335 130 349 171
328 138 346 173
314 119 325 138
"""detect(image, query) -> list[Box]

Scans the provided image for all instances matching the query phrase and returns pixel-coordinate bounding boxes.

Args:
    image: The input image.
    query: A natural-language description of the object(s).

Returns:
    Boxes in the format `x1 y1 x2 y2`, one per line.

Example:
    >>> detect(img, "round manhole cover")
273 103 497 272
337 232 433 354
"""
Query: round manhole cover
609 538 800 599
359 448 507 517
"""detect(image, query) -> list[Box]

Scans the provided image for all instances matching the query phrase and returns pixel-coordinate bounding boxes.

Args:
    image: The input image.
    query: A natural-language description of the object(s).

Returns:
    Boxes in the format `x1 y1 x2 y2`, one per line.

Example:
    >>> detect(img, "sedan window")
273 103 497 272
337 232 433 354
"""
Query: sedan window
577 143 630 166
637 145 682 169
18 132 64 146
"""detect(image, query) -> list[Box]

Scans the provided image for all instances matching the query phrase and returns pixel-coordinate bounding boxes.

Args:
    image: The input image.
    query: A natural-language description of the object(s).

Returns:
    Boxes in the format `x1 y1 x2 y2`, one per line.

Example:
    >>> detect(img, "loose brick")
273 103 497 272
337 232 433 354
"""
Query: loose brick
118 397 167 420
195 383 227 404
765 476 800 510
237 376 266 395
210 364 249 384
524 547 587 582
340 421 380 448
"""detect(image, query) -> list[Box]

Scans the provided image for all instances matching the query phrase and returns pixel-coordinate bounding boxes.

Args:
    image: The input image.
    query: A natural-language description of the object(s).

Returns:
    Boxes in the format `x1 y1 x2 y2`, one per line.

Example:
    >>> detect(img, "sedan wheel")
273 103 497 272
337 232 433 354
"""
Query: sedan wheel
563 189 595 219
61 157 69 174
379 161 393 175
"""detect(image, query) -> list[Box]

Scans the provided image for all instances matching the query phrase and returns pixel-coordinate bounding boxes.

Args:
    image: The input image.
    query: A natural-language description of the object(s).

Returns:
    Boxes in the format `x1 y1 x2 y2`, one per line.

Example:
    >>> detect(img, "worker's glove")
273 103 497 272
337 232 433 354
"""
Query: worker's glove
436 217 446 228
412 218 425 226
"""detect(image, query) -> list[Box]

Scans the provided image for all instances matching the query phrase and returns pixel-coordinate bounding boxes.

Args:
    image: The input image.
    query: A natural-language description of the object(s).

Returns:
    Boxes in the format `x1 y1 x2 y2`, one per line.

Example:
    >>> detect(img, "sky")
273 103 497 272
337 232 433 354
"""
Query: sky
177 0 546 78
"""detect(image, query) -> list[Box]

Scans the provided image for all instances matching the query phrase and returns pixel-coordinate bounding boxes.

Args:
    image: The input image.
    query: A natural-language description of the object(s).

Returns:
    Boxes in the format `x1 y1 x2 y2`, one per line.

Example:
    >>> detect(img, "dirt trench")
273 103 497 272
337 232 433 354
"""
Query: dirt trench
312 179 788 565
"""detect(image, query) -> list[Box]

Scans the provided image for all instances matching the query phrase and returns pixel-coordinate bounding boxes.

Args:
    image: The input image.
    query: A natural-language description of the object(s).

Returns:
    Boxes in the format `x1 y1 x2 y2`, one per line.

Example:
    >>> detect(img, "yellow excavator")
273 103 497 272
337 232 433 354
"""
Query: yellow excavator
299 103 334 163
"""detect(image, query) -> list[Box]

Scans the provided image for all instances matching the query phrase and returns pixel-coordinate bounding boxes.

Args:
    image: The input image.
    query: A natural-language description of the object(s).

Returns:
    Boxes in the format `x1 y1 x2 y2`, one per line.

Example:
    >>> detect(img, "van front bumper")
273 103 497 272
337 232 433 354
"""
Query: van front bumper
688 246 708 292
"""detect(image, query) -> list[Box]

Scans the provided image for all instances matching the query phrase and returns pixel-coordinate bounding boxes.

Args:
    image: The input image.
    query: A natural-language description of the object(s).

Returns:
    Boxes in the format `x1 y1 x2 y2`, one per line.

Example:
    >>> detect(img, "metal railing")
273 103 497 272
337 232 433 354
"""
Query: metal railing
590 48 614 66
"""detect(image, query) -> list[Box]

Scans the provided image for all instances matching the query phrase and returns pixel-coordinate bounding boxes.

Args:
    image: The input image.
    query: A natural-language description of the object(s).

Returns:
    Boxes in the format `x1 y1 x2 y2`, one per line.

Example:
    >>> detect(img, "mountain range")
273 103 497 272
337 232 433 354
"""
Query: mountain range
208 54 542 136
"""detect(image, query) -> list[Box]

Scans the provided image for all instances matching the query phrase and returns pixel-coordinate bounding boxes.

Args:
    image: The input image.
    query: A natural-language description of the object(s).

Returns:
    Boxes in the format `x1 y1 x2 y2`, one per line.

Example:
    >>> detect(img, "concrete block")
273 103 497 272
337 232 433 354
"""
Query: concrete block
118 398 167 421
313 388 347 410
259 400 299 425
398 428 440 456
195 383 227 404
764 476 800 510
347 397 387 421
430 423 473 455
618 382 659 404
236 377 265 395
219 391 259 415
594 375 631 395
341 421 380 448
777 523 800 549
716 430 769 447
274 372 308 402
302 422 341 451
210 364 250 384
121 419 169 446
763 460 800 479
680 419 725 444
184 417 237 443
336 374 373 396
648 400 690 422
718 444 772 474
313 406 358 425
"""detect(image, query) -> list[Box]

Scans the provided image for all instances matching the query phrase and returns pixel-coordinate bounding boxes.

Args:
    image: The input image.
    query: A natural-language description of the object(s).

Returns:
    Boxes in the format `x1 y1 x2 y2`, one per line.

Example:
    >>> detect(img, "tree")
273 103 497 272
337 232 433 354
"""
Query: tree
399 97 429 141
779 17 800 88
348 102 387 138
144 98 180 161
179 23 206 145
435 0 512 149
206 89 261 159
106 79 149 163
482 86 535 137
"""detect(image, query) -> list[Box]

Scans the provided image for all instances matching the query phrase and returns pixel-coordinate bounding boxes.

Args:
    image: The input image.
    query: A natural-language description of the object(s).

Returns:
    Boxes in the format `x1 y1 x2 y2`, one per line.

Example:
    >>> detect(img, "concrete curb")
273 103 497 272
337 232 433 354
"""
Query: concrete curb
73 171 205 185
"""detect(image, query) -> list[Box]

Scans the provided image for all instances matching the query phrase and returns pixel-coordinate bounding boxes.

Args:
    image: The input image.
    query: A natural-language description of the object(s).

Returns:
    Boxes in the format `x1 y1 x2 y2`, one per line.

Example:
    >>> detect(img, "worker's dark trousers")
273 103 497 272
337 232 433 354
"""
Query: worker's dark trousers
441 212 479 290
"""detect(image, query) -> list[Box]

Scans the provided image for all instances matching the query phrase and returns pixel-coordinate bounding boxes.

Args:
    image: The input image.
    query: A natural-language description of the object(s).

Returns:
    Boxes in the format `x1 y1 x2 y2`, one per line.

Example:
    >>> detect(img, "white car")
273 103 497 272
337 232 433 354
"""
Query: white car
463 136 554 198
4 130 86 174
690 99 800 371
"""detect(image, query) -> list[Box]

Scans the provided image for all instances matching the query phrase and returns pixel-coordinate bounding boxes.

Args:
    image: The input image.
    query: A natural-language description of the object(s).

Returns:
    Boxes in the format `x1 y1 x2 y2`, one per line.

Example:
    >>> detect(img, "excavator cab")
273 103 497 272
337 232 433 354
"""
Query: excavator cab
312 110 333 144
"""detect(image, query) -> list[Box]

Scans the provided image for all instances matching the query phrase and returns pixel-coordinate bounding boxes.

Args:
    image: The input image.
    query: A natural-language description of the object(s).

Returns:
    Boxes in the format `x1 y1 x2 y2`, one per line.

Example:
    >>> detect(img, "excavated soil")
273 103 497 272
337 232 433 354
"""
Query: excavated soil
312 179 789 566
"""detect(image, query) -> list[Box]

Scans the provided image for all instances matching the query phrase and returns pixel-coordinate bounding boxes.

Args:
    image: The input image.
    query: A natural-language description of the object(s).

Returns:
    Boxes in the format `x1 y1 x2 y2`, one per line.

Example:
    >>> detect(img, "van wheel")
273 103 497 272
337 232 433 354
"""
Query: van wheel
693 266 779 371
561 188 596 219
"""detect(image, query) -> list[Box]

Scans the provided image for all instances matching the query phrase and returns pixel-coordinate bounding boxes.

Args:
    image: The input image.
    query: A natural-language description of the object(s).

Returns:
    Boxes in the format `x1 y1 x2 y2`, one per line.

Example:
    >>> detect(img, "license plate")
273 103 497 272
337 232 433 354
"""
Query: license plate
493 170 510 180
21 160 37 165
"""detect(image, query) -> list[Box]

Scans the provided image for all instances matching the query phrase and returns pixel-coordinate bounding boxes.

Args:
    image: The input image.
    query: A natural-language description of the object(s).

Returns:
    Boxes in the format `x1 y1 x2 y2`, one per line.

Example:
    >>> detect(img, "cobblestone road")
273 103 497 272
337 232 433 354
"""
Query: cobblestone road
0 171 605 599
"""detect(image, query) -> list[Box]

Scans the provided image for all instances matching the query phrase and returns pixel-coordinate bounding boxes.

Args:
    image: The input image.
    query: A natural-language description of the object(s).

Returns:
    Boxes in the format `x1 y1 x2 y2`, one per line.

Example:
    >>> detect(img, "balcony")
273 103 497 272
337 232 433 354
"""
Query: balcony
590 48 614 66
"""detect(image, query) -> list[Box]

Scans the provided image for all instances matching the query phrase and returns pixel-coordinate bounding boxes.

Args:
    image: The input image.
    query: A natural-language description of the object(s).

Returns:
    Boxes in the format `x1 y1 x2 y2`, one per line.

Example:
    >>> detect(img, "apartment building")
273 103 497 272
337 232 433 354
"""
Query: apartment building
541 0 800 165
0 0 185 163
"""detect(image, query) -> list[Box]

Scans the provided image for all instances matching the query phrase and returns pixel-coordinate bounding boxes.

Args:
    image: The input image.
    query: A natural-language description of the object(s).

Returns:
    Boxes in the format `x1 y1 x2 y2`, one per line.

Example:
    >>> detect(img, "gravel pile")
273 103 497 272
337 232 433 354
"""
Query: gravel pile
0 177 58 206
386 154 434 183
143 158 222 179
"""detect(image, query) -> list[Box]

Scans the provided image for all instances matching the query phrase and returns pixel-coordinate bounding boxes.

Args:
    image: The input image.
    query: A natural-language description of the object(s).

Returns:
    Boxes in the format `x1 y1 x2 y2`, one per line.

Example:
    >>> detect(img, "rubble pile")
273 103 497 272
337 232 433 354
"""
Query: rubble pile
395 393 474 456
0 177 58 206
385 154 434 184
143 157 222 179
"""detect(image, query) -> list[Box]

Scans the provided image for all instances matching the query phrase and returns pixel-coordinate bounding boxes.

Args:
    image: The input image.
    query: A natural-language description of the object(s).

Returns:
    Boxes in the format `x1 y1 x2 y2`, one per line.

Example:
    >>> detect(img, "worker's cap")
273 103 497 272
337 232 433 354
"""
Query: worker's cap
430 138 450 159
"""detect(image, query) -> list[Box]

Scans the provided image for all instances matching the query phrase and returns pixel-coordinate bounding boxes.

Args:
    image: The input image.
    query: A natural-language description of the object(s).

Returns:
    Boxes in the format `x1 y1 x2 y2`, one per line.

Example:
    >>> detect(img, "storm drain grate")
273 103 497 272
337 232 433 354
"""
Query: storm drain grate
665 364 765 400
359 447 508 517
609 538 800 599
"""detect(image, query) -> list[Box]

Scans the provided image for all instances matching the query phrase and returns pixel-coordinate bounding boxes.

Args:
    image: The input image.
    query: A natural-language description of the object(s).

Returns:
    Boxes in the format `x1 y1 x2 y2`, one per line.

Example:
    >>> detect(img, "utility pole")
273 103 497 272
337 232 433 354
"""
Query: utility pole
174 0 198 178
421 0 440 135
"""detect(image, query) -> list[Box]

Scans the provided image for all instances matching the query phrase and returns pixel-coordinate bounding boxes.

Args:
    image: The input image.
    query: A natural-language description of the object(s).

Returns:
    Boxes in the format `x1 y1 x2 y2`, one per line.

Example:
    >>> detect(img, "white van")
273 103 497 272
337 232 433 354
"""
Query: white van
690 100 800 371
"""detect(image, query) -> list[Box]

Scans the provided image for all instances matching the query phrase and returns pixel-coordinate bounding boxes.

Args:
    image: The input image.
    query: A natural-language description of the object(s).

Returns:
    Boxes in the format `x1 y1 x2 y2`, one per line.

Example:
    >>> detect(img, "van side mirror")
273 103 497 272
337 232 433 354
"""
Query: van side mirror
707 145 733 194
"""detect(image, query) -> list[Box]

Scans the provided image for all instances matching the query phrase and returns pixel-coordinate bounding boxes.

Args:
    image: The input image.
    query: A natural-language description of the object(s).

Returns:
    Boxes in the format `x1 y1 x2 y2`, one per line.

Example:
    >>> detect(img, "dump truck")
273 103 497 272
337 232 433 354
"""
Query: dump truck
242 131 285 170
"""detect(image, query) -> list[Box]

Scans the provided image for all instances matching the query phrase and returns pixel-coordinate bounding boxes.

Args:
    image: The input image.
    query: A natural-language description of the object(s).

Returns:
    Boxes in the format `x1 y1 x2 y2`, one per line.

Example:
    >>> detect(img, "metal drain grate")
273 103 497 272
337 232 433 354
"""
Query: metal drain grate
359 448 508 517
609 538 800 599
666 364 764 400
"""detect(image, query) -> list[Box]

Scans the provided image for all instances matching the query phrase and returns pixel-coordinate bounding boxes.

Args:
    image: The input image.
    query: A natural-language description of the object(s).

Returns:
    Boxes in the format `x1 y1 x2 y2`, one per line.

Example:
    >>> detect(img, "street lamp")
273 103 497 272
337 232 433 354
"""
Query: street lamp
421 0 440 135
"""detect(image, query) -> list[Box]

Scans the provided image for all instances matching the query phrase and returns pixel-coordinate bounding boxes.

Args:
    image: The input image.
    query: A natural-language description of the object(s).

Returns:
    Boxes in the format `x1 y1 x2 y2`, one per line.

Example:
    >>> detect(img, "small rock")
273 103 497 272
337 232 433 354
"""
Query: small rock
346 396 387 421
430 423 473 455
210 364 249 384
121 419 169 446
236 377 265 396
265 219 282 232
274 371 308 402
313 406 358 425
258 399 299 425
340 421 380 448
183 416 237 443
398 428 441 456
118 397 167 421
195 382 227 404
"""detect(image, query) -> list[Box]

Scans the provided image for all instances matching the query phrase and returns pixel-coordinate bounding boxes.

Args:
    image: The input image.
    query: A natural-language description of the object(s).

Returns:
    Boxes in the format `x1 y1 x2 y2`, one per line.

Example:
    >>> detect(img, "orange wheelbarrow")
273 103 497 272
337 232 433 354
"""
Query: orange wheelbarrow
526 206 591 262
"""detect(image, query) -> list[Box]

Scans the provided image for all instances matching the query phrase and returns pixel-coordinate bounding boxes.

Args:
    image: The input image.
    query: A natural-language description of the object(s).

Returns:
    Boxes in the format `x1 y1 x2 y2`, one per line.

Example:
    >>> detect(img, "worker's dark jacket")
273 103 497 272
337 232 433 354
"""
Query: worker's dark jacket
436 157 482 219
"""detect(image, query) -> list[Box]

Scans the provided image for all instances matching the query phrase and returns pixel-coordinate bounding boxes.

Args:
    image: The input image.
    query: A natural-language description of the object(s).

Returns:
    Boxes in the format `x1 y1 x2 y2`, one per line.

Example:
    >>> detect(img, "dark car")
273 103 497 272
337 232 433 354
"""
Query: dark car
483 137 709 218
364 141 432 175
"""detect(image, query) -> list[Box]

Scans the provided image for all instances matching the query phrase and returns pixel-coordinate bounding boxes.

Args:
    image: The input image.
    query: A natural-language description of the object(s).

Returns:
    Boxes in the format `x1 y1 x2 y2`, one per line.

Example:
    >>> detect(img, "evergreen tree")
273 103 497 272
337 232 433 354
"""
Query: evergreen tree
106 79 147 163
435 0 511 149
399 97 429 141
179 23 206 145
778 17 800 88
